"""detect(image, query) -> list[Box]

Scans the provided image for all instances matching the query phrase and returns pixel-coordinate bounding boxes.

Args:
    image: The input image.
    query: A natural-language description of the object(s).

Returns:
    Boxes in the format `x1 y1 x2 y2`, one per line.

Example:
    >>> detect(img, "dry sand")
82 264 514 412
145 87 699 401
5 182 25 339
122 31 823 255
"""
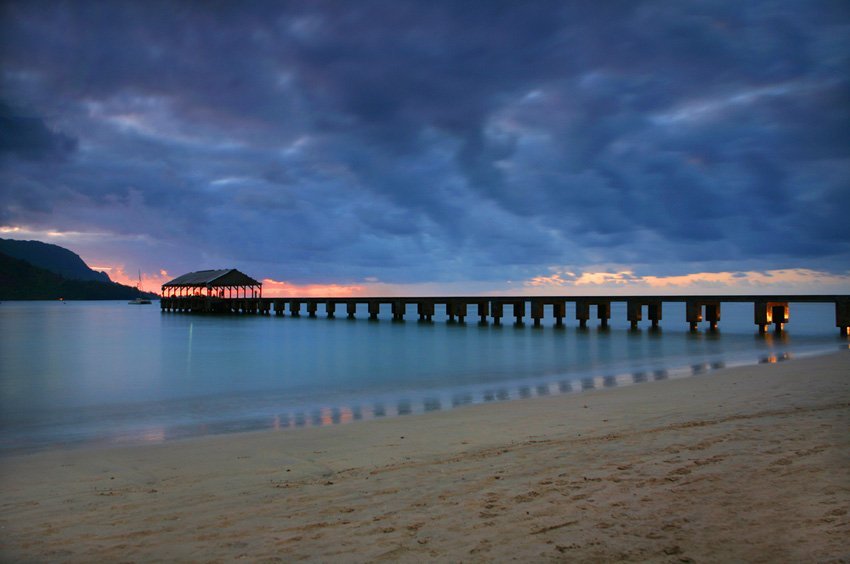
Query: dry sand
2 350 849 563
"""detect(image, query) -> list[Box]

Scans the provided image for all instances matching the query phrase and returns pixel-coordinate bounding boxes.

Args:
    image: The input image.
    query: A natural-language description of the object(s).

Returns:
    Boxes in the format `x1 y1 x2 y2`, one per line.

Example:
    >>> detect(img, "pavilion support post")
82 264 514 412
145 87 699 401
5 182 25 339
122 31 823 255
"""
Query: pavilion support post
347 302 357 319
326 302 336 318
307 302 318 318
290 301 301 318
368 301 380 321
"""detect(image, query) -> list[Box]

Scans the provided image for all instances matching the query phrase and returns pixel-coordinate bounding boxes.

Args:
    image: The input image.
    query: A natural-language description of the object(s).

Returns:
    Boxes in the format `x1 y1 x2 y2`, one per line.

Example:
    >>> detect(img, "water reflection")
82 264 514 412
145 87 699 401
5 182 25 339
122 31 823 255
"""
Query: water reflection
423 398 441 412
452 393 473 407
759 352 792 364
3 347 812 455
691 363 708 375
759 331 789 346
246 359 736 435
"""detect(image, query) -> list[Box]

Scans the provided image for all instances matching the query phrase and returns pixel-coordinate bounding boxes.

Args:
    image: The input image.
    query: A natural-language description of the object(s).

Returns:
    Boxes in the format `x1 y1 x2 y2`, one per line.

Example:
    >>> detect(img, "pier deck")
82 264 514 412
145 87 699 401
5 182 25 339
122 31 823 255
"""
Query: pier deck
160 294 850 335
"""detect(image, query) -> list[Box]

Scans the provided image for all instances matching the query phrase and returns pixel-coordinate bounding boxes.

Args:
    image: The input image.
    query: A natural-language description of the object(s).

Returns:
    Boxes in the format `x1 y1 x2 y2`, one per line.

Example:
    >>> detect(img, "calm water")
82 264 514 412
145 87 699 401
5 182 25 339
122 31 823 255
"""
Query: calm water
0 300 845 453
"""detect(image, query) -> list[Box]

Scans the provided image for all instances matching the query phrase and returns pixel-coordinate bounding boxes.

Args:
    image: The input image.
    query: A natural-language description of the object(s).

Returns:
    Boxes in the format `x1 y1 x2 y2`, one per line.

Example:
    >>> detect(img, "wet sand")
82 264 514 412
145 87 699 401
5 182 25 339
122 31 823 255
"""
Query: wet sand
2 350 849 562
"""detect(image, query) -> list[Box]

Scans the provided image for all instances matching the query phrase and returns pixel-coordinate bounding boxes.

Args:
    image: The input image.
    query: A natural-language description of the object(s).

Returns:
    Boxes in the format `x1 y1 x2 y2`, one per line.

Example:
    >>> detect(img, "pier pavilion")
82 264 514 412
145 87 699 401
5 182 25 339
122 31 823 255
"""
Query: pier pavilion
162 269 262 300
161 269 264 313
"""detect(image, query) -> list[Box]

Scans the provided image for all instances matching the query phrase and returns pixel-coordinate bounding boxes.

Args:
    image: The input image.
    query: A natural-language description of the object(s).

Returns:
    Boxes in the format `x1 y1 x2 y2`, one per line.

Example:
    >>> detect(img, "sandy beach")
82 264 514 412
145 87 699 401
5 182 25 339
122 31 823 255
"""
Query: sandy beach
2 350 848 562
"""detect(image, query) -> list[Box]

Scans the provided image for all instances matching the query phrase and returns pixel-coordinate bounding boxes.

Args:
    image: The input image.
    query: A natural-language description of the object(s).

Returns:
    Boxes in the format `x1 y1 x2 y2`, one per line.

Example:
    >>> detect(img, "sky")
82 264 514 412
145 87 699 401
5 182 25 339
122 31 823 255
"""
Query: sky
1 0 849 296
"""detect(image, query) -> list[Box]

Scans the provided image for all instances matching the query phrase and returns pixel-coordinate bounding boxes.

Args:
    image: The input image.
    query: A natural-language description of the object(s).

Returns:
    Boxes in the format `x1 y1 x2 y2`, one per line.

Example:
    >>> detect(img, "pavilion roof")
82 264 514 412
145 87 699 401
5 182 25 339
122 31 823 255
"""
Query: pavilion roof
162 269 261 288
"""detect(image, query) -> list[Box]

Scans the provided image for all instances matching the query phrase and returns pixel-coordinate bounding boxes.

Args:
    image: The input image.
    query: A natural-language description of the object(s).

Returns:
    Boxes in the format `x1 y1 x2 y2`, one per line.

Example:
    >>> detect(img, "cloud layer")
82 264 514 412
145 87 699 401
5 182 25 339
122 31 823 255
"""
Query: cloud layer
2 1 849 290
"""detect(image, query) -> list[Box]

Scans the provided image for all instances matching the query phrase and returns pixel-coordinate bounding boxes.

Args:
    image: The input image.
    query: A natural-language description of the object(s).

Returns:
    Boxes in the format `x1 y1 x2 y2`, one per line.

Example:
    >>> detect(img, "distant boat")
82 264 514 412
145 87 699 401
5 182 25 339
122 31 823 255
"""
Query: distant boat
129 269 152 305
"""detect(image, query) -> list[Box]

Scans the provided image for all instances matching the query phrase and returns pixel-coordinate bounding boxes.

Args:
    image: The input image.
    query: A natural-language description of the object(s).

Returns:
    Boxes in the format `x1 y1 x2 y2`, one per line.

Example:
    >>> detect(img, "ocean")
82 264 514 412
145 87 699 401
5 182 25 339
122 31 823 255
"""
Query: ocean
0 300 845 453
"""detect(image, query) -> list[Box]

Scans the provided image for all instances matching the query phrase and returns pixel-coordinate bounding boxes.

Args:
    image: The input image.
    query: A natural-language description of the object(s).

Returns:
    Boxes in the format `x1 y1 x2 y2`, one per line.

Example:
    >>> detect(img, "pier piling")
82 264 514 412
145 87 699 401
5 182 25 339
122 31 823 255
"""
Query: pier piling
531 300 544 327
576 300 610 328
512 301 525 325
368 301 380 321
552 301 566 327
454 301 467 324
476 300 490 325
649 302 662 328
492 302 503 326
392 301 405 321
755 301 789 333
836 301 850 336
628 299 663 330
687 300 720 331
417 301 434 322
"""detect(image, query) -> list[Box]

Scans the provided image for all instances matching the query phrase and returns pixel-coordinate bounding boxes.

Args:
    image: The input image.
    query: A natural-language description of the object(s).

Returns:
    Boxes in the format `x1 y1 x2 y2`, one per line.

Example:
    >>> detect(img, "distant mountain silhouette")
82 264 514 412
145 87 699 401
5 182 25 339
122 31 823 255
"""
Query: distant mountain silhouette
0 241 158 300
0 238 111 282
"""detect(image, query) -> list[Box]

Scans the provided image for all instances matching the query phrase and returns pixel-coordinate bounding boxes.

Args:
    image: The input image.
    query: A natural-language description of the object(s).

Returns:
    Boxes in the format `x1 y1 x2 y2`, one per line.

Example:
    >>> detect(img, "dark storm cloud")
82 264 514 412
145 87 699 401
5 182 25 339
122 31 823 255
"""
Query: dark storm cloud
1 0 848 283
0 102 77 161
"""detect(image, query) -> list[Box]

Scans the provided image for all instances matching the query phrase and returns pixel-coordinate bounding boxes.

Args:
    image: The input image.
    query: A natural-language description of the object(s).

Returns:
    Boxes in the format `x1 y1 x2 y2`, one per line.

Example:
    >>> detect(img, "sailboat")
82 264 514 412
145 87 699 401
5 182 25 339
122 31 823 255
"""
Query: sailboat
128 270 152 305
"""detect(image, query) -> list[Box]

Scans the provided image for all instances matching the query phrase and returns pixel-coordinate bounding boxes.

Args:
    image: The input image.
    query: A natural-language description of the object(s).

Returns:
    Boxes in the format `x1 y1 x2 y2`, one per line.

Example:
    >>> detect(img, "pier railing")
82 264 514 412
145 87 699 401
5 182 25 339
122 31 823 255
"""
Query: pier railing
160 294 850 335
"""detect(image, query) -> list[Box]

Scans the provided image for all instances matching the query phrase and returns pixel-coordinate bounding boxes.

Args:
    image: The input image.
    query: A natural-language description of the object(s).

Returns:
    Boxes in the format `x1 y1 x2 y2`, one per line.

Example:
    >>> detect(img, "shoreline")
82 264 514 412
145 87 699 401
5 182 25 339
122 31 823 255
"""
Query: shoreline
2 350 849 561
2 342 844 457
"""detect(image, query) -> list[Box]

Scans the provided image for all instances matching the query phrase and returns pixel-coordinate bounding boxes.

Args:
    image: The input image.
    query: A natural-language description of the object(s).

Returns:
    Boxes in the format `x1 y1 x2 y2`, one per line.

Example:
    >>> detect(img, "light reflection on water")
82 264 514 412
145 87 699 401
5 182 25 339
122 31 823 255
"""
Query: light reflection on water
86 357 752 445
0 301 845 453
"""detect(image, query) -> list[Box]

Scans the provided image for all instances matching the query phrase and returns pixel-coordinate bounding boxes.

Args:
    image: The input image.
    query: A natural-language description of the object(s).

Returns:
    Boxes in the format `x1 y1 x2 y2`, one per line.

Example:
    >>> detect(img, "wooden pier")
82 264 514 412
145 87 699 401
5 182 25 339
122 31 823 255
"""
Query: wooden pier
159 294 850 335
160 270 850 335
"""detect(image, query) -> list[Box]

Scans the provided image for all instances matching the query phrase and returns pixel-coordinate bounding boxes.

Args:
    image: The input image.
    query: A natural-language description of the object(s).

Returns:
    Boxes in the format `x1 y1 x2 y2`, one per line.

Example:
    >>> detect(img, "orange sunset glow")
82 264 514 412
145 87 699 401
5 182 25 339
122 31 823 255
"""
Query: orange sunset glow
92 266 171 294
523 268 850 295
261 278 364 298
